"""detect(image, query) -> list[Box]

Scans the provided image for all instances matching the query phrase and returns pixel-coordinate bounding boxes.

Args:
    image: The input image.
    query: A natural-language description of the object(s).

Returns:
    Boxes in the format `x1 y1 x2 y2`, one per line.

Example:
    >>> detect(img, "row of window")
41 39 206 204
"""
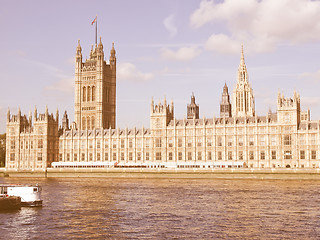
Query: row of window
60 134 318 150
60 150 317 162
82 86 95 102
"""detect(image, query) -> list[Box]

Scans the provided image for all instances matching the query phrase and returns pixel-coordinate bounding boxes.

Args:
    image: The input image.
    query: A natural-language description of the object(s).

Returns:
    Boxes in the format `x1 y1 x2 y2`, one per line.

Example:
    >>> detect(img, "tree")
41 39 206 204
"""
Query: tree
0 134 6 167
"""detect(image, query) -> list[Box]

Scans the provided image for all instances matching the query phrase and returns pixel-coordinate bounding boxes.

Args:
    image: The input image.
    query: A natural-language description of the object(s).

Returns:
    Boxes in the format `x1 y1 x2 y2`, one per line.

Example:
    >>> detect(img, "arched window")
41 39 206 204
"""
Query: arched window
92 86 95 101
91 117 95 129
83 87 86 102
87 86 91 102
82 117 86 129
87 116 91 130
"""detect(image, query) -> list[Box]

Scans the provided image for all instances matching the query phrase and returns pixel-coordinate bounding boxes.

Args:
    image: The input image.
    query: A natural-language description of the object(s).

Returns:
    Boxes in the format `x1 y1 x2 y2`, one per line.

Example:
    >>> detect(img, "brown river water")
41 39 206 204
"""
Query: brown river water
0 177 320 239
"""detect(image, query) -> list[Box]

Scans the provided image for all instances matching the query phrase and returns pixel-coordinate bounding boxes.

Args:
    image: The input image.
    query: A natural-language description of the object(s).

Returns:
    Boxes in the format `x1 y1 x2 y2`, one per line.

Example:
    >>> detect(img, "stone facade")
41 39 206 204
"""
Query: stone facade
6 41 320 170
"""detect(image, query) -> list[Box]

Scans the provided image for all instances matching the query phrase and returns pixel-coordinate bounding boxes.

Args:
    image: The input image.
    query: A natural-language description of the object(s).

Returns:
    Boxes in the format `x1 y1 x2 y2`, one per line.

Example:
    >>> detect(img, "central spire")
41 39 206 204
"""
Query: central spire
240 44 245 66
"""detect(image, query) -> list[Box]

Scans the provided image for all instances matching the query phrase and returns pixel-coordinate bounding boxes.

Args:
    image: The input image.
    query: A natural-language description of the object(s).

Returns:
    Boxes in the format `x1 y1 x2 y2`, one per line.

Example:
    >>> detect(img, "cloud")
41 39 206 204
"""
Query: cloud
191 0 320 53
161 46 201 61
117 62 154 82
163 14 177 37
299 69 320 82
205 34 240 54
45 77 74 93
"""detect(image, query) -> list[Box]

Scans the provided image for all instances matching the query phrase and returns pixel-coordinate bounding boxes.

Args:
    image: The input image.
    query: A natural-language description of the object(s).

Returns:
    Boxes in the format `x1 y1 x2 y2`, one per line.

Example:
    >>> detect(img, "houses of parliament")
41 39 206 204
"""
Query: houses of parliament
5 35 320 170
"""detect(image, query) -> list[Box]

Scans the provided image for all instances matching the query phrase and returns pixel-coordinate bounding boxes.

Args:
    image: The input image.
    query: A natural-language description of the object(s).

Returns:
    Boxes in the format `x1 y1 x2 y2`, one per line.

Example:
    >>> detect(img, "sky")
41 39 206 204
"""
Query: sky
1 0 320 133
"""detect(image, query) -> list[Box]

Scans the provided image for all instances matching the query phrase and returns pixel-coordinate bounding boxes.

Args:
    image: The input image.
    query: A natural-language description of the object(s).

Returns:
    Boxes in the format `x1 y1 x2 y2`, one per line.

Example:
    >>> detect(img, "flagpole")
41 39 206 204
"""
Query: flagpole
95 15 97 45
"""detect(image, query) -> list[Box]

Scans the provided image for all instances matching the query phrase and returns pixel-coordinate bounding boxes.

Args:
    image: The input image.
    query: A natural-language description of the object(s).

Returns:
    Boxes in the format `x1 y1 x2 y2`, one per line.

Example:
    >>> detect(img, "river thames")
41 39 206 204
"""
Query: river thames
1 177 320 239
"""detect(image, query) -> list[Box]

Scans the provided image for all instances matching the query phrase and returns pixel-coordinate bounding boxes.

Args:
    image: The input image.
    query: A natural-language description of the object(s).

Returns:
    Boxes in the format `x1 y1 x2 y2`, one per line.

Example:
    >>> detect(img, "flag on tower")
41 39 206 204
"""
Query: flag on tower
91 16 97 25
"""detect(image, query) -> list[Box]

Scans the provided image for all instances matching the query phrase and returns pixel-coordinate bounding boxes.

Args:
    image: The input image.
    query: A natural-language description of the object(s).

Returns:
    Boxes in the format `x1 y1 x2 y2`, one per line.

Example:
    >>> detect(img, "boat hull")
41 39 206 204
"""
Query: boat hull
0 196 21 211
21 200 43 207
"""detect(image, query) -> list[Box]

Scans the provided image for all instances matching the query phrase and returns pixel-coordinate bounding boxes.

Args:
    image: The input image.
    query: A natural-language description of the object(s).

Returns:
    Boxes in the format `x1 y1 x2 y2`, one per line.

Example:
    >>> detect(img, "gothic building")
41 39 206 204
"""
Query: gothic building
74 38 116 130
6 41 320 170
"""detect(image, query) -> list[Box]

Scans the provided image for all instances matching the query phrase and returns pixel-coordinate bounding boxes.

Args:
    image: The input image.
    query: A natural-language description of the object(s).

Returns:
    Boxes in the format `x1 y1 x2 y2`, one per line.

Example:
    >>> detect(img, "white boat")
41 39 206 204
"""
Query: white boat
0 184 43 207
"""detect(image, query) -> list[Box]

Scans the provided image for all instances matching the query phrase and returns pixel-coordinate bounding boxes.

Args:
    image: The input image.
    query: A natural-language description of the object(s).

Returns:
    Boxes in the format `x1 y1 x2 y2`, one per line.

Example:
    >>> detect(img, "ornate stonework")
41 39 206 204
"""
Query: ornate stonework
6 44 320 170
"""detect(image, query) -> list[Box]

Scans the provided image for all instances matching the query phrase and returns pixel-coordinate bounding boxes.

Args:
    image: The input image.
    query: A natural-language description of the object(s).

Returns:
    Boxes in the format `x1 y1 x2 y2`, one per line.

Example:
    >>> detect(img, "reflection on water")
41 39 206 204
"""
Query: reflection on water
1 178 320 239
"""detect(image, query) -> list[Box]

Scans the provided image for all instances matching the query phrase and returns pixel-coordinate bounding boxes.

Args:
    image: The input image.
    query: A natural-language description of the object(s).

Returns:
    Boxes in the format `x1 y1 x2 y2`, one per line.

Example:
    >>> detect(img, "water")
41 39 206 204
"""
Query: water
1 177 320 239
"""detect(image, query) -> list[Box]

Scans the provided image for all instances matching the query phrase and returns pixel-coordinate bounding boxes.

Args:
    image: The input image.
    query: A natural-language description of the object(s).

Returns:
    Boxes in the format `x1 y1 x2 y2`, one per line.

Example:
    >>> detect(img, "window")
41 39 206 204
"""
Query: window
121 152 124 161
207 138 212 147
113 153 117 161
155 138 161 148
198 152 202 161
10 140 15 150
145 152 150 161
10 153 15 161
92 86 95 101
249 136 254 146
228 137 233 147
207 152 212 160
188 152 192 160
218 152 222 160
300 150 305 159
249 151 254 160
311 150 317 160
284 135 291 146
87 86 91 101
112 140 117 149
271 151 276 160
156 152 161 161
168 139 173 148
168 152 173 161
238 137 243 146
74 153 78 161
310 134 317 145
83 87 86 102
89 140 93 149
37 152 42 161
178 138 183 147
38 139 43 149
59 153 62 161
97 140 101 149
81 153 85 161
89 153 93 161
97 153 101 161
260 151 265 160
74 140 78 149
239 151 243 160
82 117 86 129
129 152 133 161
105 140 109 149
104 153 108 161
271 136 276 146
228 151 232 160
197 138 202 147
217 137 222 146
137 152 141 161
20 141 23 149
120 140 124 148
260 136 265 146
284 151 292 159
178 152 183 160
187 138 192 147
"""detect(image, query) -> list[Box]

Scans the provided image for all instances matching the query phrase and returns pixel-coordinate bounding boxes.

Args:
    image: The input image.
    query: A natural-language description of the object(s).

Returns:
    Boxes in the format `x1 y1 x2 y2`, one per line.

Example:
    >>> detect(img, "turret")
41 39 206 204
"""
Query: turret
110 42 116 67
7 108 10 122
150 97 174 129
220 83 232 118
187 93 199 119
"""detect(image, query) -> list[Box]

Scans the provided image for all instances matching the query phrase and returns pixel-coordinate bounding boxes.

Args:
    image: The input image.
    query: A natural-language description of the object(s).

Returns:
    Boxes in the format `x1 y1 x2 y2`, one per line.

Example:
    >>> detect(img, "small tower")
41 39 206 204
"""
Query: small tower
150 97 174 129
220 83 232 118
187 93 199 119
62 111 69 130
277 90 301 126
232 45 255 117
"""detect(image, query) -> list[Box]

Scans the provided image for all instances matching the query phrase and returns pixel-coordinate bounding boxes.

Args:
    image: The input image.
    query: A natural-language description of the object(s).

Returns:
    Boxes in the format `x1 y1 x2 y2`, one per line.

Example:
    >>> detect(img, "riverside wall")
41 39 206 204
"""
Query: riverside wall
1 168 320 179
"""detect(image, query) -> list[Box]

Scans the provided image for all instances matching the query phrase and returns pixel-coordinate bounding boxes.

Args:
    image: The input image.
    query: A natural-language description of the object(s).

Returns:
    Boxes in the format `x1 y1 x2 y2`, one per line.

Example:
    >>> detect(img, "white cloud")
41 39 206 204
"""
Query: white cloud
161 46 201 61
45 77 74 93
191 0 320 53
163 14 177 37
299 69 320 82
205 34 240 54
117 62 154 82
